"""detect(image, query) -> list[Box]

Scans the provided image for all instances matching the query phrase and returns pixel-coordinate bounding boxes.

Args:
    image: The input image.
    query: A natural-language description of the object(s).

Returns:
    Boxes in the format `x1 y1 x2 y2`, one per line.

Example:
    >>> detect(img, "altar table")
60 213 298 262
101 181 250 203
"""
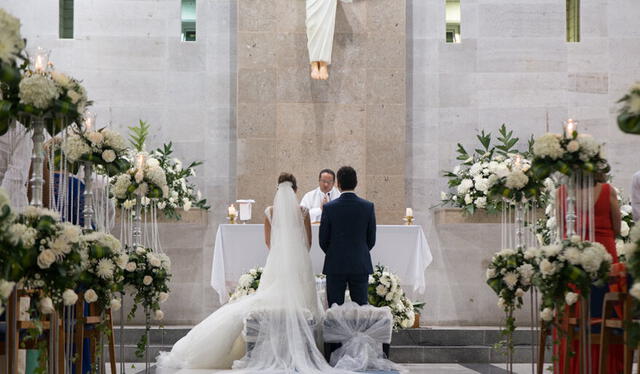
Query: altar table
210 225 433 304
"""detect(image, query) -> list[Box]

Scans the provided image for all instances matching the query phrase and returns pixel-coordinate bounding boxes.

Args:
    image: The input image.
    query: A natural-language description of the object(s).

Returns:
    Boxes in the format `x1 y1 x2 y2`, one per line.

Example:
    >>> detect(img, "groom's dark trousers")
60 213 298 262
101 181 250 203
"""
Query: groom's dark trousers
319 192 376 362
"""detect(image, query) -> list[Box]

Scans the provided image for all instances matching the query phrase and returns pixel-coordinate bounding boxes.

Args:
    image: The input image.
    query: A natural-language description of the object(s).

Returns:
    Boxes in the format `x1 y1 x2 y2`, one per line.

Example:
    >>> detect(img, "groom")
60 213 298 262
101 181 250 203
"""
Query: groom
319 166 376 307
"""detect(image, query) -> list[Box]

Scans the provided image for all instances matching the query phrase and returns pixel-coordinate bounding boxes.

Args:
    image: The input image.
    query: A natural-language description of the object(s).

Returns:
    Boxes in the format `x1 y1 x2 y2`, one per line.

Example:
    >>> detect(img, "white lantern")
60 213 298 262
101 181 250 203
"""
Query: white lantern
236 199 256 223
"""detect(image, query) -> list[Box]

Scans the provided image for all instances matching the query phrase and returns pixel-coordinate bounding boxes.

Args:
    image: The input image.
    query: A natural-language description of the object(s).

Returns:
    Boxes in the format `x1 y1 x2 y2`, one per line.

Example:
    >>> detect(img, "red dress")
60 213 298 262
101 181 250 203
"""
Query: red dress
556 183 624 373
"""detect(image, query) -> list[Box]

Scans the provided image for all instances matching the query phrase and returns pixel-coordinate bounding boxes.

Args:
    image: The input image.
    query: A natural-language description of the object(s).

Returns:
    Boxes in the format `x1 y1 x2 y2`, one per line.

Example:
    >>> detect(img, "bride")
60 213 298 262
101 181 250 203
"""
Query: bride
157 173 342 372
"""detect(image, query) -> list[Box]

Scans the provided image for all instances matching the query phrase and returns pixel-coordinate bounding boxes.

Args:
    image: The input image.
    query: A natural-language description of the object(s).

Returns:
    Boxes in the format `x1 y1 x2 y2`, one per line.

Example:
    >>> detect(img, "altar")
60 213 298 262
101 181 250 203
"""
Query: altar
210 225 433 304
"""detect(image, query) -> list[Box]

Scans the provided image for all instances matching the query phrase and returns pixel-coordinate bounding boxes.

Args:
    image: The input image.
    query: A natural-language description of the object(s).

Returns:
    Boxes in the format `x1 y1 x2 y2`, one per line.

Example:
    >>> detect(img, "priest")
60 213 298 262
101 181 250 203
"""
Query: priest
300 169 341 223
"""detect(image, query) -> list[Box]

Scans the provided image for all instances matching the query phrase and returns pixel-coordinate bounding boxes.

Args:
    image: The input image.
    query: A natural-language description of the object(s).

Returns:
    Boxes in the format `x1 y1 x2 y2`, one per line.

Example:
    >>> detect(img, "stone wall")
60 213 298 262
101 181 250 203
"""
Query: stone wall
235 0 407 225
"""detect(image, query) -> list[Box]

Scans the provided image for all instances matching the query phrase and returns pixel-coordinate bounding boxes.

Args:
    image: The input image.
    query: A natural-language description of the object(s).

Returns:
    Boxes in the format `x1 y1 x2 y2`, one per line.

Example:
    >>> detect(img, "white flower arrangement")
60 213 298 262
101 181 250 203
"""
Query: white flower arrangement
19 73 59 110
60 125 130 177
149 142 209 220
111 152 169 208
533 238 612 325
0 9 25 64
617 82 640 134
531 129 609 180
368 265 415 329
229 266 264 301
441 125 529 214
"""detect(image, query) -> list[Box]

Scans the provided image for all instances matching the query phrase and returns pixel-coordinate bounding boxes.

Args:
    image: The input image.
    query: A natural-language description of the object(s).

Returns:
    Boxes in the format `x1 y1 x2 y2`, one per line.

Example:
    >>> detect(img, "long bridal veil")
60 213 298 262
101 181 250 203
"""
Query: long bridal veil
232 181 340 373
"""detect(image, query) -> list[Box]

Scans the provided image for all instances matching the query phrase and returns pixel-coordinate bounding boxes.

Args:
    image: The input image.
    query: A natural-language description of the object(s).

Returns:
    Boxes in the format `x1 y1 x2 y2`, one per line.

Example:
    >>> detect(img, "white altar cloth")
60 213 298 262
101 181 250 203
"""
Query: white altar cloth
210 225 433 304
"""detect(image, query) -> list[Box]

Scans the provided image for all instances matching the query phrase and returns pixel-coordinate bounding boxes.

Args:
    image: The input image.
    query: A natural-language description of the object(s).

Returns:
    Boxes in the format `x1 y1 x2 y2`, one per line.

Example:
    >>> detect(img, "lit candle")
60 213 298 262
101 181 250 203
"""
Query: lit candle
228 204 237 216
564 119 577 138
83 112 95 131
32 47 50 73
136 154 145 170
513 154 523 170
406 207 413 217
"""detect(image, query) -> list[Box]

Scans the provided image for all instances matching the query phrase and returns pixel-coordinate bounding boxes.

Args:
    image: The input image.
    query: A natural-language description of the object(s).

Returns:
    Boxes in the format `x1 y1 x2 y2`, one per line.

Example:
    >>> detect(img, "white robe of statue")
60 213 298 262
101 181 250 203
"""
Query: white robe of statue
305 0 350 79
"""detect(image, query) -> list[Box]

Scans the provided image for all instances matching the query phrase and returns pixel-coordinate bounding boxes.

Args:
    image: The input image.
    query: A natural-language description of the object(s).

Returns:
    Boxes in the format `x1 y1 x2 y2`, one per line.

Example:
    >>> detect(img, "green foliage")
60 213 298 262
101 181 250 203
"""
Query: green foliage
128 120 151 152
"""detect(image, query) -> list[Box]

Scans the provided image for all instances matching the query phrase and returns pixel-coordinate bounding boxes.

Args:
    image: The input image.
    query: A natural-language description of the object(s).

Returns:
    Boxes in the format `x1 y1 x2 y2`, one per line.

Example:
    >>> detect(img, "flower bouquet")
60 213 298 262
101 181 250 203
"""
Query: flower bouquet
531 131 608 180
617 82 640 135
0 9 27 134
441 124 528 214
229 266 263 301
151 142 209 220
122 245 171 358
76 231 127 310
532 238 612 324
61 125 130 177
367 265 415 329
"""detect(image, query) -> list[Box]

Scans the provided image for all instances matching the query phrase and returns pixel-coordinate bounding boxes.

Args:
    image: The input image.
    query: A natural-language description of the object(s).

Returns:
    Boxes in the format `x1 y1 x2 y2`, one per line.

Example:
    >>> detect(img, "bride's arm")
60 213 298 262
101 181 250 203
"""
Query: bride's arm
264 215 271 250
304 211 312 250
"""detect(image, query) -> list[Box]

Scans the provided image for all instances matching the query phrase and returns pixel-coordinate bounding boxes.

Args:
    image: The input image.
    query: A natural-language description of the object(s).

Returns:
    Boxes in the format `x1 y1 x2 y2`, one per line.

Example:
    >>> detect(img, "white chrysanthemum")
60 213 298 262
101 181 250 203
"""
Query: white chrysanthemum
517 263 534 285
50 236 71 256
113 174 132 199
564 246 581 265
542 244 562 257
546 216 557 230
580 247 603 273
50 71 72 89
0 9 25 63
102 149 116 163
498 248 516 257
60 222 81 243
96 258 115 279
457 179 473 194
62 135 91 162
159 253 171 271
376 284 388 296
503 272 519 290
576 134 599 159
19 74 59 109
533 134 564 160
505 170 529 190
101 129 127 151
8 223 37 247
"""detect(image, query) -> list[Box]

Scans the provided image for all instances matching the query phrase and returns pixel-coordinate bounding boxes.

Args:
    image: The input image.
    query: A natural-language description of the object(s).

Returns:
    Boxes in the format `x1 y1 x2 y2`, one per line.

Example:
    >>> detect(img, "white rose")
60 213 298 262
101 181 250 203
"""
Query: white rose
183 200 192 212
39 297 55 314
102 149 116 163
565 292 579 306
539 259 557 276
62 289 78 306
475 196 487 208
37 249 57 269
159 292 169 303
630 283 640 300
486 268 496 279
110 298 122 311
125 262 137 272
546 217 556 230
566 140 580 153
148 253 162 268
136 246 146 255
540 307 554 322
0 280 15 298
621 221 630 237
517 264 534 285
154 310 164 320
143 275 153 286
84 289 98 303
497 297 506 309
116 254 129 269
464 194 472 205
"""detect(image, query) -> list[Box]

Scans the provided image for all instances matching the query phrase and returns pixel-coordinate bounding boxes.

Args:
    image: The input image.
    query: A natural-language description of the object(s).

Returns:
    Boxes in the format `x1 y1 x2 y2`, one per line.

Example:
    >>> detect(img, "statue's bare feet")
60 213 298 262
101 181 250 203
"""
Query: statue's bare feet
319 62 329 80
311 62 321 80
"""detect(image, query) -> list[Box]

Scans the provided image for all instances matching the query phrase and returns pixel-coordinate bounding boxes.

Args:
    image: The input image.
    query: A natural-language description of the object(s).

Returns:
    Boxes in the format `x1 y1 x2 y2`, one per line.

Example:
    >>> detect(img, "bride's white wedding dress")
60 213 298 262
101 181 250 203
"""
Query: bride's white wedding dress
157 182 341 373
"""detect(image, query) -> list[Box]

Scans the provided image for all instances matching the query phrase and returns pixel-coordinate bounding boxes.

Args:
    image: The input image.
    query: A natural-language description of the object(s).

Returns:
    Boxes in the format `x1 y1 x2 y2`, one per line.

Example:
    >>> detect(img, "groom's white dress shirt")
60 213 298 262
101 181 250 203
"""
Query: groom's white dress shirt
300 187 341 223
632 170 640 222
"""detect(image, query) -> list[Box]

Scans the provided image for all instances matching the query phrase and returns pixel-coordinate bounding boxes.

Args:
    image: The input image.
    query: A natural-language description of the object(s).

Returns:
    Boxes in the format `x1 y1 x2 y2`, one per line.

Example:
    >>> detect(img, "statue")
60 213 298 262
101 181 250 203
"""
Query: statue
306 0 349 80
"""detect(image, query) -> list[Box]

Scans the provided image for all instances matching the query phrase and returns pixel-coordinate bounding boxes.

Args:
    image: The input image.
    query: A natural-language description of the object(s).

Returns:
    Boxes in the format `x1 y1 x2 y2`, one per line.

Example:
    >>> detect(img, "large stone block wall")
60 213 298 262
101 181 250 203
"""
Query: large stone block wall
235 0 407 225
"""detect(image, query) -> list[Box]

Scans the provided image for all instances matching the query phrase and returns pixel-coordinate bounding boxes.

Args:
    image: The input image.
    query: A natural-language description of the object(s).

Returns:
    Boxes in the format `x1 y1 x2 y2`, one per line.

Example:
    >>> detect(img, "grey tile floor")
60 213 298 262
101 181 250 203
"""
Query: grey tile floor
116 363 554 374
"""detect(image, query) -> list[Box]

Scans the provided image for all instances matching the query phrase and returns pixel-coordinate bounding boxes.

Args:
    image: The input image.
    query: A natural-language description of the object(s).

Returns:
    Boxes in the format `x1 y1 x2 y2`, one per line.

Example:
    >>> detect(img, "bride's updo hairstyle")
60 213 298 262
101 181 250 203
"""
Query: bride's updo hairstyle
277 172 298 193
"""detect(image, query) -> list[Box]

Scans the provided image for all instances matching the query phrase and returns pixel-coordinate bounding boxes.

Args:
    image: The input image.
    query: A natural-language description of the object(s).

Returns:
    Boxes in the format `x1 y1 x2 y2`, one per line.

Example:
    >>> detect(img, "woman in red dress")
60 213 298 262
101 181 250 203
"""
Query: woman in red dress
557 173 623 373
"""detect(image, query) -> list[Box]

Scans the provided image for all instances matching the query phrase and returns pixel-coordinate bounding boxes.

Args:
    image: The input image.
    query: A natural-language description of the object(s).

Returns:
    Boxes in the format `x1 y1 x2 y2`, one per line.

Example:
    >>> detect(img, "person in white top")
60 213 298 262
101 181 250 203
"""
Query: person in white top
632 170 640 222
300 169 340 223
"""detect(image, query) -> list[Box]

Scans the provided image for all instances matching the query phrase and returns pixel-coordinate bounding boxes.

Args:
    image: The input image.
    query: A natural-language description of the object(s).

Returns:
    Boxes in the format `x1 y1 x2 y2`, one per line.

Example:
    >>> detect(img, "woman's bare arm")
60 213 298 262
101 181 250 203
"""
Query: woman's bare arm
264 215 271 250
610 186 621 236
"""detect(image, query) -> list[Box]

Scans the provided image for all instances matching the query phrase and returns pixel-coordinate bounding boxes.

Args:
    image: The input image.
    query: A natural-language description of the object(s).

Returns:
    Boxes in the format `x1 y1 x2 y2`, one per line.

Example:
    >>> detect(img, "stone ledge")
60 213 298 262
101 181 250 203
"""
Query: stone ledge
433 208 545 225
114 208 209 225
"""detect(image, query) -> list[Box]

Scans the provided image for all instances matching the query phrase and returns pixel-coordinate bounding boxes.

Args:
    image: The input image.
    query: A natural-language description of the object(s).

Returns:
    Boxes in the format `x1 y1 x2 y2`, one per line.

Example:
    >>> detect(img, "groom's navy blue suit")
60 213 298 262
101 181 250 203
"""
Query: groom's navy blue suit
319 191 376 306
